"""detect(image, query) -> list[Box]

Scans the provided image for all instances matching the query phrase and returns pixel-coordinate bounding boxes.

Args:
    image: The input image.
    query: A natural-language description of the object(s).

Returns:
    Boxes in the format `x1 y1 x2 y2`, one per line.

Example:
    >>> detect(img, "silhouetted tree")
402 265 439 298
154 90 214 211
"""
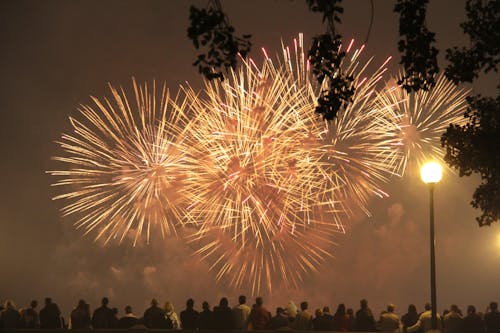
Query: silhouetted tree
394 0 439 92
187 0 251 80
445 0 499 84
441 0 499 226
188 0 355 121
306 0 355 120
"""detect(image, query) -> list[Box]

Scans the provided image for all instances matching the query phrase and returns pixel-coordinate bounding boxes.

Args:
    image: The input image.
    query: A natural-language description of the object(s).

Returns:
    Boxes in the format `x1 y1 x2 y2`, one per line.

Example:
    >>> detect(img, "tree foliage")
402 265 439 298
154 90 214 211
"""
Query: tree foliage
445 0 500 83
442 94 500 226
187 0 354 120
394 0 439 92
187 0 251 80
442 0 500 226
306 0 355 121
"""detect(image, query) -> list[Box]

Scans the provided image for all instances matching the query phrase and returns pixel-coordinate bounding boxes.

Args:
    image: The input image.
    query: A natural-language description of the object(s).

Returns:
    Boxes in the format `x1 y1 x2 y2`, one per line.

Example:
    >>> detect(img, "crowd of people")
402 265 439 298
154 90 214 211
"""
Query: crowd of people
1 296 499 332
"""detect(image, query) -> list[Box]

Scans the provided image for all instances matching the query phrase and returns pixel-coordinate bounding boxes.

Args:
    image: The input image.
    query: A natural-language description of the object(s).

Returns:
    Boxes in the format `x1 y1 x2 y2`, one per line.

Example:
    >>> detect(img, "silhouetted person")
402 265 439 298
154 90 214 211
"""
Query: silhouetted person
213 297 234 331
165 301 181 329
462 305 484 333
408 303 442 333
378 304 401 333
268 307 289 330
294 301 313 330
39 297 62 329
118 305 138 329
443 304 462 333
248 297 271 330
484 302 500 333
312 308 324 331
285 301 298 324
110 307 120 328
402 304 419 333
356 299 376 331
180 298 199 330
322 306 336 330
198 301 214 330
333 303 350 331
233 295 251 330
20 300 39 328
143 298 165 329
346 308 356 331
91 297 114 328
0 300 21 329
70 299 91 329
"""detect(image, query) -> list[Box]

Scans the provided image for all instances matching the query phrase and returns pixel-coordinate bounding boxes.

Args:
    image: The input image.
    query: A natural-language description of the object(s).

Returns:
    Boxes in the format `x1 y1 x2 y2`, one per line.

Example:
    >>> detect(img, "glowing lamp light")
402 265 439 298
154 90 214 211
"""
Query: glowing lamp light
420 162 443 184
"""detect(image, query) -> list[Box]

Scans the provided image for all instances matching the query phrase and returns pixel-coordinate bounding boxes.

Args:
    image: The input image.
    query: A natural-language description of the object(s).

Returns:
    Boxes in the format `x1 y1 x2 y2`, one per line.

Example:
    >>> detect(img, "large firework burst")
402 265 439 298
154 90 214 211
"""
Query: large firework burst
49 80 191 244
179 59 325 248
377 73 470 175
181 35 402 293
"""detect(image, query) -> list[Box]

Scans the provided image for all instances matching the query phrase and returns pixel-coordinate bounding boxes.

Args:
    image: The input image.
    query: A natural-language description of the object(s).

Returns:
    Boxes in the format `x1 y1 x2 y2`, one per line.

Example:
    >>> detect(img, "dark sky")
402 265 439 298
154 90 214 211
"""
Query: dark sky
1 0 499 317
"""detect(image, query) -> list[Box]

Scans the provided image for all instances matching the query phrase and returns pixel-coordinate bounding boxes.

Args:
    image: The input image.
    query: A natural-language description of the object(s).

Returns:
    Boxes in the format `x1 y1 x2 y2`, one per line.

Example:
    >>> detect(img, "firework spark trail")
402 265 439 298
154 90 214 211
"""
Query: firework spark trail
49 79 192 245
277 34 402 217
179 62 323 247
377 73 470 176
187 222 343 294
181 35 403 293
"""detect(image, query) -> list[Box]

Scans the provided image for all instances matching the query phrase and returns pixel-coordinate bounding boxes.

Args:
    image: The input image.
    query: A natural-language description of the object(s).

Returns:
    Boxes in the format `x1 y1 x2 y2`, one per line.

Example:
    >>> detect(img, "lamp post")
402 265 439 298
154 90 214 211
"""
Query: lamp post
420 162 442 330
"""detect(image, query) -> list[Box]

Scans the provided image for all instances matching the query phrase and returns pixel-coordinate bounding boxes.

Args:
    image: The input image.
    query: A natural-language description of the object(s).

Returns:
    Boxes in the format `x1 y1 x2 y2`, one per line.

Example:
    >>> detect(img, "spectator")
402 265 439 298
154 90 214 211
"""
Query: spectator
294 301 313 330
233 295 251 331
408 303 442 333
110 307 119 328
248 297 271 330
39 297 62 329
285 301 298 325
356 299 376 331
378 304 401 333
165 301 181 329
402 304 419 333
213 297 234 331
198 301 214 330
443 304 462 333
322 306 336 331
91 297 114 329
462 305 484 333
70 299 91 329
118 305 139 329
0 300 21 329
20 300 39 328
346 308 356 331
312 308 324 331
484 302 500 333
143 298 165 329
268 307 289 330
180 298 199 330
333 303 350 331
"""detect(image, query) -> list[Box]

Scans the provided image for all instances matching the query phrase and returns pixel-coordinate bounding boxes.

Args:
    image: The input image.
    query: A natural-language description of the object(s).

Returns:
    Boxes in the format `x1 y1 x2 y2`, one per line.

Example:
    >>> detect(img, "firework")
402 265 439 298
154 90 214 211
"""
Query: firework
49 80 191 244
179 60 325 247
181 35 401 293
187 221 343 294
377 73 470 175
313 51 400 217
276 35 401 217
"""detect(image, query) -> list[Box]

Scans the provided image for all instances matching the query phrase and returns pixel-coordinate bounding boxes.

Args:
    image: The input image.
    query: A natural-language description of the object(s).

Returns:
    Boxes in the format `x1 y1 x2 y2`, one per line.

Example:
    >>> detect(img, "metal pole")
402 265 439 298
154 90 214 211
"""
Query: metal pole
429 183 437 329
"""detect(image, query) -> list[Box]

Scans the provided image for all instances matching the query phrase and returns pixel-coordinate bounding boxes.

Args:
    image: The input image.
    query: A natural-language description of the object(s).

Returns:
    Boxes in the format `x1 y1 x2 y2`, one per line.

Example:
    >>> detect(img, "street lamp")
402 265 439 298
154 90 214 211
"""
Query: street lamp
421 161 442 330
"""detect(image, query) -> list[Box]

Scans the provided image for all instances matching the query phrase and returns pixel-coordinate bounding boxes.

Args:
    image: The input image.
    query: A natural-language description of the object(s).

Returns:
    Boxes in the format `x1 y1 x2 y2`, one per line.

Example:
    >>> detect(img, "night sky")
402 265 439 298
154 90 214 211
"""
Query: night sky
1 0 499 318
